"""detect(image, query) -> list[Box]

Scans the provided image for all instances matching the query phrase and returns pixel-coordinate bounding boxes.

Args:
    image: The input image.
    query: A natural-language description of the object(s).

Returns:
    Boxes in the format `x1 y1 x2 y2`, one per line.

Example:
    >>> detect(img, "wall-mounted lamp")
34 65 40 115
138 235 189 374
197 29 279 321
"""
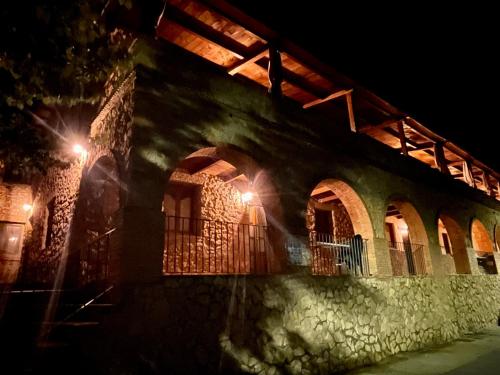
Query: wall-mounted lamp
72 143 86 155
241 191 254 204
22 203 33 212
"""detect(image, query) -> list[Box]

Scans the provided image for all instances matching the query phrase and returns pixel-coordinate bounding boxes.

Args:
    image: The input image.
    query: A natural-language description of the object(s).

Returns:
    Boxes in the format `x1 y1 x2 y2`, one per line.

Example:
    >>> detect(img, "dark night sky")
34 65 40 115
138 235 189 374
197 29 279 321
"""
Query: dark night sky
228 1 499 171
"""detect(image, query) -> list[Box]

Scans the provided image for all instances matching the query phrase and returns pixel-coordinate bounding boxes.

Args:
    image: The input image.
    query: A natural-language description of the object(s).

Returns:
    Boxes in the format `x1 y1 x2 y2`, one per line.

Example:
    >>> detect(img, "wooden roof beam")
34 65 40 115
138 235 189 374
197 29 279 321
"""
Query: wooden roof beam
228 46 268 75
302 89 352 109
161 3 253 59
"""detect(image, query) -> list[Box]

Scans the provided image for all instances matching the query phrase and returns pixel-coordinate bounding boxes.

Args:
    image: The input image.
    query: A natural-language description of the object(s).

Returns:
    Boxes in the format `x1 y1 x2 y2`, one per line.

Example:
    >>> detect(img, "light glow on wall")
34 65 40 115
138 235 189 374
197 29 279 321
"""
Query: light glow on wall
72 143 86 155
399 223 409 235
22 203 33 212
241 191 254 204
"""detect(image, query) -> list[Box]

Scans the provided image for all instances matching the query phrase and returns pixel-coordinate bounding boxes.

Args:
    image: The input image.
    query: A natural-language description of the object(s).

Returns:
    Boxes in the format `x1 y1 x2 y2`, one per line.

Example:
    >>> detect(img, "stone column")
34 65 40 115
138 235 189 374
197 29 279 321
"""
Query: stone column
466 247 480 275
120 206 164 283
492 252 500 274
372 237 393 276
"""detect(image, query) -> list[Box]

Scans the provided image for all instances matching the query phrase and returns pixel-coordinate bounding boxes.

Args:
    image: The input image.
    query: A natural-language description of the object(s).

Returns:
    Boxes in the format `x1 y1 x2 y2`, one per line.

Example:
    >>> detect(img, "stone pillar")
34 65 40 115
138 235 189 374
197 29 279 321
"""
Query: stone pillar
492 252 500 274
120 206 164 283
466 247 480 275
372 237 393 276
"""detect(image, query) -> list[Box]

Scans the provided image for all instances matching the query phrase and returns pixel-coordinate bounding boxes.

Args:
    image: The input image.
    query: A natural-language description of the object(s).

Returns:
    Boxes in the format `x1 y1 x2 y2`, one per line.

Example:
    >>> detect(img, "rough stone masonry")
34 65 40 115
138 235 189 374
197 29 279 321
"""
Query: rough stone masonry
86 274 500 374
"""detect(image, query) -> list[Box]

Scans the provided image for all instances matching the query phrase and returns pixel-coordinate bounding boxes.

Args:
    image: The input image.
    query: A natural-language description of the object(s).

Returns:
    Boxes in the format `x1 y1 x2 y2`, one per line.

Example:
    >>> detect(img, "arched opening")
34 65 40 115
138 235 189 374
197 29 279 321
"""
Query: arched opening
471 218 497 274
306 179 374 276
385 199 429 276
438 214 471 274
75 156 121 284
163 147 282 275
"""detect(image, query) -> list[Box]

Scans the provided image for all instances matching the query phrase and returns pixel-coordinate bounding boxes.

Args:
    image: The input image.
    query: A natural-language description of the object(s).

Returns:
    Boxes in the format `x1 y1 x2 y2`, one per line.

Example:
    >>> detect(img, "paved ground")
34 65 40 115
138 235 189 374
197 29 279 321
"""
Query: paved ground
348 326 500 375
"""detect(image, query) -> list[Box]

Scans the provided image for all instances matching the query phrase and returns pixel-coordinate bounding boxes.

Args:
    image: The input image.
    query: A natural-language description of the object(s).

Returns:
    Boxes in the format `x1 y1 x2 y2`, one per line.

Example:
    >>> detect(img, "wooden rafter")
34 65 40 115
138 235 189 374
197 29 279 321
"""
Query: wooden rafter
228 46 268 75
397 121 408 156
302 89 352 109
345 91 357 132
161 3 249 59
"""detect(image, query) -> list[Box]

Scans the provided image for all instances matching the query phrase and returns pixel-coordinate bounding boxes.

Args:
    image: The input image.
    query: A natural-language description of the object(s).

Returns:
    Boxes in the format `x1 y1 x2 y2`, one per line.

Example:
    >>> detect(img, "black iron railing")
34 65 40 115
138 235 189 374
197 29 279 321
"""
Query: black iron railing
309 233 370 276
388 241 426 276
474 250 497 274
164 216 271 275
79 228 116 285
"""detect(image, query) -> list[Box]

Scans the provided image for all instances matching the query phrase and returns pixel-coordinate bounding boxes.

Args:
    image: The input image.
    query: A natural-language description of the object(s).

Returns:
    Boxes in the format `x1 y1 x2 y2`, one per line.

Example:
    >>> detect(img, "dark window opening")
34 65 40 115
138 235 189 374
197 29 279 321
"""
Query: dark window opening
44 198 56 249
441 232 452 254
314 209 333 235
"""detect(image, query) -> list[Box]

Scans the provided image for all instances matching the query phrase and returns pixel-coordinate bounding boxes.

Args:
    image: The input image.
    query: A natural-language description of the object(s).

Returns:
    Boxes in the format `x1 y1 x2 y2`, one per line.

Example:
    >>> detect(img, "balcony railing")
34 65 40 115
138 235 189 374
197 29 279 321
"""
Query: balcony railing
79 228 116 285
475 250 497 274
309 233 370 276
388 241 426 276
164 216 271 275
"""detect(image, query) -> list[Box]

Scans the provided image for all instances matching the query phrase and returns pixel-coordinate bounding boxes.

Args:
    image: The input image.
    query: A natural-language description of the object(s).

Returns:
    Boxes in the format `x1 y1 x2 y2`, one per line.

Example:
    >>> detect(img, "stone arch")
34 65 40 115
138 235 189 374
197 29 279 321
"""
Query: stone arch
470 218 497 274
470 218 494 252
384 197 431 275
438 212 471 274
306 178 375 276
163 146 284 275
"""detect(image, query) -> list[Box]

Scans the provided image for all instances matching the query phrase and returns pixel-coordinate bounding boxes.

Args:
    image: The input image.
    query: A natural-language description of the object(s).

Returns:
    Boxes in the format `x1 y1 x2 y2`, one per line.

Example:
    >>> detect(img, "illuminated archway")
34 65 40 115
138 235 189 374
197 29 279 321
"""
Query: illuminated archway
163 147 283 275
438 214 471 274
384 199 430 275
471 218 496 274
306 179 374 276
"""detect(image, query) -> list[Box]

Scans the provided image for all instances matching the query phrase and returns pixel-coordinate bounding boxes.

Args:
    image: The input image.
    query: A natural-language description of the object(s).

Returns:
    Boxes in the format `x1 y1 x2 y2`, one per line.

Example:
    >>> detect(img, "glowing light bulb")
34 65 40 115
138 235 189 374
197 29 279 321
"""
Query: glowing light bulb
241 192 254 203
72 144 85 155
22 203 32 212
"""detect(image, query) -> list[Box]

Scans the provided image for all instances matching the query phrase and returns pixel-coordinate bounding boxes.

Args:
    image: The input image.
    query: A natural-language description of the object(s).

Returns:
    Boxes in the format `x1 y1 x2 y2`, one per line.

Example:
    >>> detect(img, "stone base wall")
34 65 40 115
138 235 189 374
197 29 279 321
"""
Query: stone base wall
87 274 500 374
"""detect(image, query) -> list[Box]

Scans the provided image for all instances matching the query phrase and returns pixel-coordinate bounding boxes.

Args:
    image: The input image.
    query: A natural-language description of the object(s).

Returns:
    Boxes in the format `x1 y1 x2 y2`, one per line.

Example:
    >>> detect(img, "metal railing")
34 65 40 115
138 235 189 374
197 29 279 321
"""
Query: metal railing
474 250 497 275
388 241 426 276
79 228 116 285
164 216 271 275
309 232 370 276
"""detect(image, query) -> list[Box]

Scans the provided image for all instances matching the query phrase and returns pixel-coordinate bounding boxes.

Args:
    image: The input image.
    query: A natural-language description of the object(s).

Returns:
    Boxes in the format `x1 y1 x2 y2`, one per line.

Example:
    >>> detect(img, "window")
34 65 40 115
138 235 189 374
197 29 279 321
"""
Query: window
385 222 396 245
314 209 333 235
43 198 56 249
441 232 452 255
164 183 201 234
0 222 24 259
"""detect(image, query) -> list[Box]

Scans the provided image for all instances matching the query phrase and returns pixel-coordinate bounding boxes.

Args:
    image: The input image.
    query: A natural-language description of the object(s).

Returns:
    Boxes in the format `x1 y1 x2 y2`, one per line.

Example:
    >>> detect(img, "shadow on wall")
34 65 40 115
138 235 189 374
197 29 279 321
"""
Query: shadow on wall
132 62 357 234
83 275 384 374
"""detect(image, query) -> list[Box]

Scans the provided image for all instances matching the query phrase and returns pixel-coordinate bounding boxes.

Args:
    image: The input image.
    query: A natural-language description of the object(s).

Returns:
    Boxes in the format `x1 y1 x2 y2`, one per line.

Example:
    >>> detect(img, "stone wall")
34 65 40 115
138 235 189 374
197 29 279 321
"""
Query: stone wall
24 160 83 283
164 171 269 273
87 274 500 374
332 202 354 239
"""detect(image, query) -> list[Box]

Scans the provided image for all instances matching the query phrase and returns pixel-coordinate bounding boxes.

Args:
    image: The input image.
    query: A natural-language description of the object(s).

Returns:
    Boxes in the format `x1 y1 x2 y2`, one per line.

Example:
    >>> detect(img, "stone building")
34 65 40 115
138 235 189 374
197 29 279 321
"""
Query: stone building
1 1 500 374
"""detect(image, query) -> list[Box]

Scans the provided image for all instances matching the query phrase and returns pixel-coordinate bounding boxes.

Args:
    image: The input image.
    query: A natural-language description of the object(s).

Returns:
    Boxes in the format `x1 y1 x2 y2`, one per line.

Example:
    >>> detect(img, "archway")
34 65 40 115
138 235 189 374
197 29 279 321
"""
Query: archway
74 156 121 284
163 147 283 275
384 199 430 275
471 218 496 274
306 179 374 276
438 214 471 274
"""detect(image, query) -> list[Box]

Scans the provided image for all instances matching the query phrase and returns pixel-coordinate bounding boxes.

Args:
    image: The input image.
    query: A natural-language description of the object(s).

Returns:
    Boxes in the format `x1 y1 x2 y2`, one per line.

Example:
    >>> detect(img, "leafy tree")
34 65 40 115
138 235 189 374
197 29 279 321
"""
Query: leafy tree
0 0 134 180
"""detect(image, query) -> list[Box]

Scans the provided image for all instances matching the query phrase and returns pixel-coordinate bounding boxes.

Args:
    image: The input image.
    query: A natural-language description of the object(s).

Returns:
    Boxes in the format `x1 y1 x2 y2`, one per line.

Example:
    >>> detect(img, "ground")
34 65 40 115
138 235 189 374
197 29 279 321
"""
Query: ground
347 326 500 375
